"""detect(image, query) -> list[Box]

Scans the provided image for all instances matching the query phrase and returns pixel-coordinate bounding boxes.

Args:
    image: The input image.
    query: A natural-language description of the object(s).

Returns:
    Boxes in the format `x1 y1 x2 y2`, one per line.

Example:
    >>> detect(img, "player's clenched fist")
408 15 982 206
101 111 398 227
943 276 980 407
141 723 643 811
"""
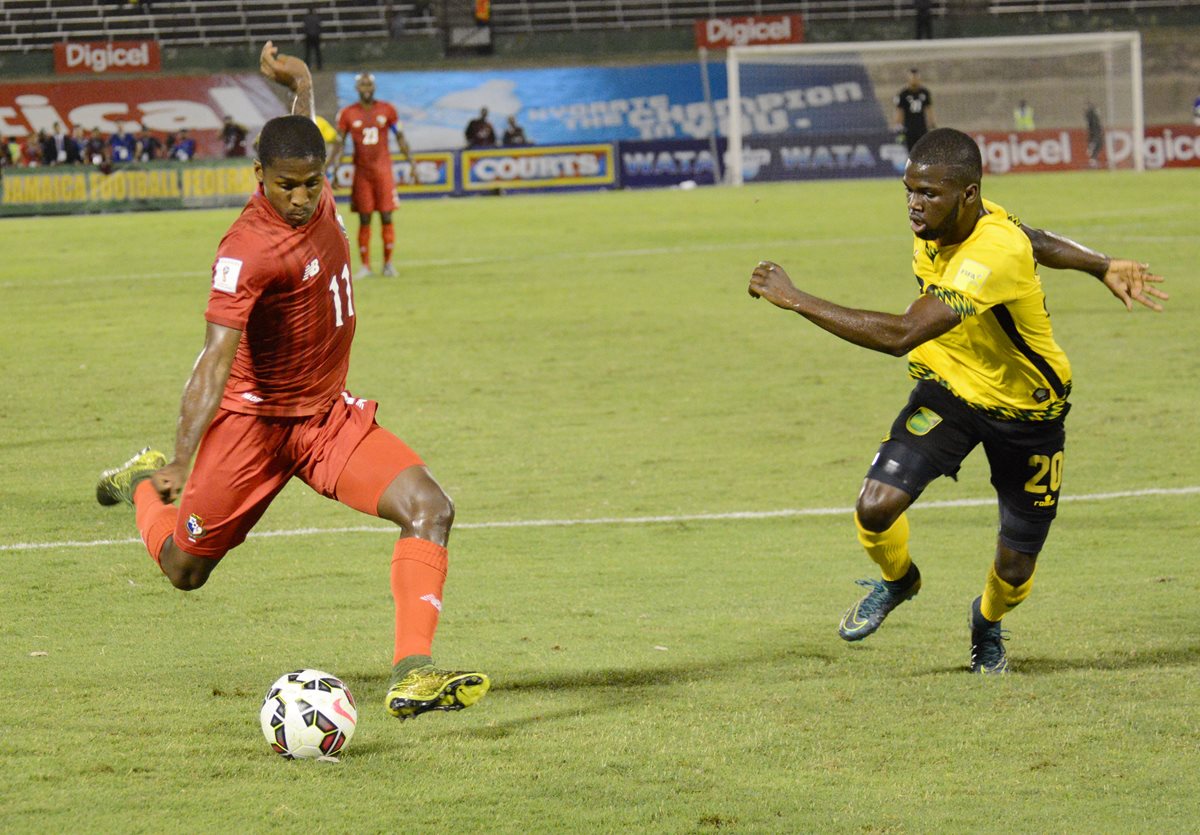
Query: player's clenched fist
748 260 800 310
260 40 311 90
151 461 189 503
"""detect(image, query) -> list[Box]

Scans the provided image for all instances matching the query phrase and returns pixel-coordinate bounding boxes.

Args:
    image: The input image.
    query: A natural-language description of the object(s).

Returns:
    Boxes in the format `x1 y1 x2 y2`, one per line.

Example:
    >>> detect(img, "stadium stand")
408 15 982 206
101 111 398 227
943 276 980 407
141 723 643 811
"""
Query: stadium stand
1 0 1197 52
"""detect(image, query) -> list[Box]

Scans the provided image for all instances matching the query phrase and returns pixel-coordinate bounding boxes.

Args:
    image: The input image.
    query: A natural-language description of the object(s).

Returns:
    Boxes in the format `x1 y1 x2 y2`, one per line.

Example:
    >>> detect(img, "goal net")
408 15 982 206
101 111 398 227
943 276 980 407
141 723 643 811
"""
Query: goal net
724 32 1144 185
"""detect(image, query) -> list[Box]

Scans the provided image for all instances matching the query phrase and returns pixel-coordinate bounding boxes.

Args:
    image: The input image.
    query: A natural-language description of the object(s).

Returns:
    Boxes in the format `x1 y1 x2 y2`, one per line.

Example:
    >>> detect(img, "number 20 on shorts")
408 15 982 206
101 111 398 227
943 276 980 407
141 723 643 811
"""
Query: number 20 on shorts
1024 451 1064 495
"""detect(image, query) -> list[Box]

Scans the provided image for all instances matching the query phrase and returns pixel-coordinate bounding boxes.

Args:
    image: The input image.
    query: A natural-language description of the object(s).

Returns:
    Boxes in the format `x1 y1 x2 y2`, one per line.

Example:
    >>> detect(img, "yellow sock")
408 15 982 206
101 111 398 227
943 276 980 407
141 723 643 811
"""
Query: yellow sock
980 563 1036 622
854 512 912 582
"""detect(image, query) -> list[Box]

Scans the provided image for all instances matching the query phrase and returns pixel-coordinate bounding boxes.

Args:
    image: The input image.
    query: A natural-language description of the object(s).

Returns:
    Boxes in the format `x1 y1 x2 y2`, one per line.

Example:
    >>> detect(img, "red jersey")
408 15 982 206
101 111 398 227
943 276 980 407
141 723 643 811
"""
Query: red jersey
205 182 355 417
337 100 399 177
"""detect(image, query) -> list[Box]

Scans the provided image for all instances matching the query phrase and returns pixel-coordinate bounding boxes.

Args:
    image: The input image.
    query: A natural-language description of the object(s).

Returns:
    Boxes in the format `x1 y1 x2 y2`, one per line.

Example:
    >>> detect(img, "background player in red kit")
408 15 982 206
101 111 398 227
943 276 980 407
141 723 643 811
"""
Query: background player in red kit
327 72 415 278
96 42 489 721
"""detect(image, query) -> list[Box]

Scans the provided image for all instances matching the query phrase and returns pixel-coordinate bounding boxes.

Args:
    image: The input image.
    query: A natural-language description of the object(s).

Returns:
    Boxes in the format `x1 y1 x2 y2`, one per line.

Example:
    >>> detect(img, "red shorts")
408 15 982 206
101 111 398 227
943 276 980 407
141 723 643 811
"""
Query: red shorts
350 170 396 215
173 392 423 559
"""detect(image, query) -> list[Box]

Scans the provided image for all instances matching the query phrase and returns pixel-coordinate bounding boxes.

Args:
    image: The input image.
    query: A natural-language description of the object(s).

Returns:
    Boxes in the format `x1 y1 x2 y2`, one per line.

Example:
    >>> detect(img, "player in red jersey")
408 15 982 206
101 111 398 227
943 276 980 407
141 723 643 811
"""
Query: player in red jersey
96 42 489 722
327 72 415 278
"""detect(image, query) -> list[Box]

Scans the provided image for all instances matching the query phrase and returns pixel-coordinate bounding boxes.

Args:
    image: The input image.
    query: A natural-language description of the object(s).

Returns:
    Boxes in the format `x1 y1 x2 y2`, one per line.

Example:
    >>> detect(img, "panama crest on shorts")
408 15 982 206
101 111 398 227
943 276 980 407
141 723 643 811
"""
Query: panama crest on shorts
186 513 206 540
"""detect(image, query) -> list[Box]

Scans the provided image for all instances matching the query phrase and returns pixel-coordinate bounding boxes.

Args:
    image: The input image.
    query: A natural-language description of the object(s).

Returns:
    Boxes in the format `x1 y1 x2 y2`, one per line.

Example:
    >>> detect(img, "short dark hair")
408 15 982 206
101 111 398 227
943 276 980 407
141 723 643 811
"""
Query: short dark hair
256 115 325 168
909 128 982 187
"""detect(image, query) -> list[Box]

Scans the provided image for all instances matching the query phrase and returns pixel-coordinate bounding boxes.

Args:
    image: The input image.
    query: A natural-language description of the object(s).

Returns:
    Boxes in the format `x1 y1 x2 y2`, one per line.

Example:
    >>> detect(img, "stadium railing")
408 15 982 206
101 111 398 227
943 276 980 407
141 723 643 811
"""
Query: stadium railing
2 0 1199 52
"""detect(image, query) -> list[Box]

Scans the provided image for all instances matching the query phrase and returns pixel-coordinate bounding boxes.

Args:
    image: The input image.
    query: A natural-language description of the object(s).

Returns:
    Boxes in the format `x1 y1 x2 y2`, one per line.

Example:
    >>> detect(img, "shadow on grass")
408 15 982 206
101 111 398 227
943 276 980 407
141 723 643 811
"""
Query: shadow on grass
907 643 1200 677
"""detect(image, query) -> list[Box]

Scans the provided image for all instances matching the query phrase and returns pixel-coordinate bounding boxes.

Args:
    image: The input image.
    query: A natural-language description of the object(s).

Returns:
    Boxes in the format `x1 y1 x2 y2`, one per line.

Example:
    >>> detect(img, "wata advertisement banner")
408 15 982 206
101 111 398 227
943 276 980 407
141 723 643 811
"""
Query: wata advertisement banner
619 138 727 188
329 151 457 199
0 75 286 159
694 14 804 49
54 41 162 75
461 144 616 192
973 125 1200 173
345 62 884 151
737 131 908 183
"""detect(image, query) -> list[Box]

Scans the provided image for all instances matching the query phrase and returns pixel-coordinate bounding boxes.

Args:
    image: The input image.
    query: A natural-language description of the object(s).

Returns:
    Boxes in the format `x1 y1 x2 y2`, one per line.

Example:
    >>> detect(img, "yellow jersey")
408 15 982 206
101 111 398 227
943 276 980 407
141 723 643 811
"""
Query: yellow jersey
908 198 1071 422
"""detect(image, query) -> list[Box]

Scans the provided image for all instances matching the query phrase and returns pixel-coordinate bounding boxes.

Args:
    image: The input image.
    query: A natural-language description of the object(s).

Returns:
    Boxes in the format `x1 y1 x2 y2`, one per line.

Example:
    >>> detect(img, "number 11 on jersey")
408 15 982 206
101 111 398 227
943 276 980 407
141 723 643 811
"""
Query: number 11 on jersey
330 264 355 326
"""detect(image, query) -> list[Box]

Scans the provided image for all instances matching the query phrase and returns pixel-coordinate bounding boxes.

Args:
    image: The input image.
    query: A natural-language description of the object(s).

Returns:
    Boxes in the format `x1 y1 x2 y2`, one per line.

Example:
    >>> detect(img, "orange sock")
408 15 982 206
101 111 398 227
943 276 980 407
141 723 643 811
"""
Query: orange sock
381 222 395 265
357 224 370 268
391 538 447 664
134 479 177 570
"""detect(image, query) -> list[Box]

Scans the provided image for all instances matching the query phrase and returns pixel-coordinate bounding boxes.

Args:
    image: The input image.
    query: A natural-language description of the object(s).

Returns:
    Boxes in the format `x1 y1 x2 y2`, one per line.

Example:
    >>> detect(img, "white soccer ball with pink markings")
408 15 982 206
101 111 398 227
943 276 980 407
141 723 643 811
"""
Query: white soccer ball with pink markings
259 669 357 759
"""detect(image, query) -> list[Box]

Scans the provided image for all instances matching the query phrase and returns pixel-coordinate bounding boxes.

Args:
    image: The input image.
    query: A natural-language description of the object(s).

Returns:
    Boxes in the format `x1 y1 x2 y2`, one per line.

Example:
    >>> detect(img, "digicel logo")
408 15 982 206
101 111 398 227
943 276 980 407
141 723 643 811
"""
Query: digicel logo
54 41 161 74
696 15 804 48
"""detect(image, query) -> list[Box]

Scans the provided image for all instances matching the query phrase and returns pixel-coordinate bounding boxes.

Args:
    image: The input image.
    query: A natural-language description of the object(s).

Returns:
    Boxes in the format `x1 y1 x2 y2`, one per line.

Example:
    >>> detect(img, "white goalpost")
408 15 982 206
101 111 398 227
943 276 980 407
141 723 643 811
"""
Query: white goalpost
725 31 1145 185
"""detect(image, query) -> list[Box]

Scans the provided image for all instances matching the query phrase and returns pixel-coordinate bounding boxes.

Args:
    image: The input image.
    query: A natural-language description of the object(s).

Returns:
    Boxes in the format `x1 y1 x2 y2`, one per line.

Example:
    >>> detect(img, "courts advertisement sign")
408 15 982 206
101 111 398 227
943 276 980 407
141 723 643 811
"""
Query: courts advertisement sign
54 41 161 75
694 14 804 49
461 144 616 192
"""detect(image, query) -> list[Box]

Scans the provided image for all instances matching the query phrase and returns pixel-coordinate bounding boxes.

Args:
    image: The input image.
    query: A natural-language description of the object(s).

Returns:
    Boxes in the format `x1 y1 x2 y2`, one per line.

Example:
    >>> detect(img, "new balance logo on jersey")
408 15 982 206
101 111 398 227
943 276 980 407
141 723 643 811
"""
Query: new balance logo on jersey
420 594 443 612
303 258 320 281
340 391 367 409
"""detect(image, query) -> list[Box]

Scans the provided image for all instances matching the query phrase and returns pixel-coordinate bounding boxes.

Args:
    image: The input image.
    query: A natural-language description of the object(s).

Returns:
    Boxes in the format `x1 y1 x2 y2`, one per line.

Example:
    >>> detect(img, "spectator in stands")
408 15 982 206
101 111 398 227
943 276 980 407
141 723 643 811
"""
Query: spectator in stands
465 107 496 148
1085 103 1104 168
38 129 56 166
170 128 197 161
303 5 324 71
3 136 19 167
109 124 138 163
221 115 249 157
65 126 85 164
21 134 41 166
1013 100 1035 132
893 68 935 153
49 122 70 164
136 125 162 161
85 129 107 165
1193 94 1200 126
502 115 529 146
913 0 933 39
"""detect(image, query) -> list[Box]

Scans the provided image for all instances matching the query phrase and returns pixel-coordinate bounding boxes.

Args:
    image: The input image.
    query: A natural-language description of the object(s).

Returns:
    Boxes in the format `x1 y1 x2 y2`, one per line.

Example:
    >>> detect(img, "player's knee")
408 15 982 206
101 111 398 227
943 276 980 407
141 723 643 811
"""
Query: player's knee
994 545 1038 587
407 488 454 540
855 483 906 532
160 540 218 591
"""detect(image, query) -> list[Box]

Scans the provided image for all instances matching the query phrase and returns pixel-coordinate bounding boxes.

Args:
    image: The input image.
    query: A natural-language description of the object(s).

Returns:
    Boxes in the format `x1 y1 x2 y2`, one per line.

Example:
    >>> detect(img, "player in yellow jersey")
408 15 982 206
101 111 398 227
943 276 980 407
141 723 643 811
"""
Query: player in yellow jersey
747 128 1167 673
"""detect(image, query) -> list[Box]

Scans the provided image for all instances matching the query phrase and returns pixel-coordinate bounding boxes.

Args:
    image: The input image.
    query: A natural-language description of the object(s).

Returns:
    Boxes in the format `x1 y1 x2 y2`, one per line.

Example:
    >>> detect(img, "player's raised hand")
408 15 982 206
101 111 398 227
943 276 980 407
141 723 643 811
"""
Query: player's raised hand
151 460 189 503
748 260 801 310
260 41 311 91
1102 259 1168 312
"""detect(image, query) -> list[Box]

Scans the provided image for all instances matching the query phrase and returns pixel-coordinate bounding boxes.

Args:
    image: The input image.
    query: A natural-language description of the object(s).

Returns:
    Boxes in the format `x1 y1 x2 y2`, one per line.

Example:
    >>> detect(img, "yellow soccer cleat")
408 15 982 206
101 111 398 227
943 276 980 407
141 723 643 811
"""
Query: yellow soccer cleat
96 446 166 506
385 665 490 720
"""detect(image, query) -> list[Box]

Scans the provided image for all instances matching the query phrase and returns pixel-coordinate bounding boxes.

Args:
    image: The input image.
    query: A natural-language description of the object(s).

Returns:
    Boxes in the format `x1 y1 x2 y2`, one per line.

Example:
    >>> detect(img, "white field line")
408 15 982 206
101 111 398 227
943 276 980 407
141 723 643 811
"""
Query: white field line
3 223 1190 290
3 485 1196 554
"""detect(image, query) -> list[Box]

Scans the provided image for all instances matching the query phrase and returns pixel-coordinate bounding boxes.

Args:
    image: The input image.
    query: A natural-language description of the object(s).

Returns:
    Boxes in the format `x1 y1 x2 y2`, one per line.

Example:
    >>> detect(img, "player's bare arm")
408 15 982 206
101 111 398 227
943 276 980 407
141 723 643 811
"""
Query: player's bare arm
394 128 420 184
748 260 961 356
1022 224 1168 312
260 41 315 121
152 323 241 501
325 127 346 171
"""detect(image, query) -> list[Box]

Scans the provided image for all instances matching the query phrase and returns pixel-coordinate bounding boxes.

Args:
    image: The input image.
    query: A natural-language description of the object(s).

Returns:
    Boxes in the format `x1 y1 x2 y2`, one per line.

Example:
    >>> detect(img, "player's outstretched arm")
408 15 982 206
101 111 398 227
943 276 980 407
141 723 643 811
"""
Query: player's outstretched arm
1023 224 1168 312
260 41 315 121
153 323 241 502
747 260 960 355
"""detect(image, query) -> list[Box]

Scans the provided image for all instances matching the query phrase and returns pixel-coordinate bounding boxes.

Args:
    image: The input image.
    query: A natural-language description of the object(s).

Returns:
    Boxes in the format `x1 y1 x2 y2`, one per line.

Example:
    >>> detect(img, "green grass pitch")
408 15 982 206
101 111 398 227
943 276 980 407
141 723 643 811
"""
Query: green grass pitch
2 169 1198 832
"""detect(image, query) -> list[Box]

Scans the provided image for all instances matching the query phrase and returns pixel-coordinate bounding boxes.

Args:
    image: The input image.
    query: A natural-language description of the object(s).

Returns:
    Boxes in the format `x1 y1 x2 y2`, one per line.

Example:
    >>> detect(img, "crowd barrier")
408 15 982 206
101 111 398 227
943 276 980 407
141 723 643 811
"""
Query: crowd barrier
4 125 1197 216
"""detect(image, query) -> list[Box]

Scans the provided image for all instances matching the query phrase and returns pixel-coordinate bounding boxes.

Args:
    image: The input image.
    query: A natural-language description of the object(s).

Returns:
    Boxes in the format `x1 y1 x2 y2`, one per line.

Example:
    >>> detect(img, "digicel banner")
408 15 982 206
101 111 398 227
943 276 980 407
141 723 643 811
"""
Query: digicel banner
695 14 804 49
972 125 1200 173
54 41 161 75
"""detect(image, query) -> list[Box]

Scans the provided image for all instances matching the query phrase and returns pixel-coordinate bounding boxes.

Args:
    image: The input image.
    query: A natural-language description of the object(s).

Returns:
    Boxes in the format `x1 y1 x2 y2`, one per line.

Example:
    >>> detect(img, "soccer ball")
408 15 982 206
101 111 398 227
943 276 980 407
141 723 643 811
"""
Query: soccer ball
260 669 358 759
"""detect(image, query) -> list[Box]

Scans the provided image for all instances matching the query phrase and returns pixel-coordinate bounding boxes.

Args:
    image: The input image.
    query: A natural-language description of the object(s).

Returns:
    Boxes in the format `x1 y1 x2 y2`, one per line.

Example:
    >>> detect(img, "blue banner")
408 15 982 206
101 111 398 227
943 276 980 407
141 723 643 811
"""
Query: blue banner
338 62 888 151
618 138 727 188
738 131 908 182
